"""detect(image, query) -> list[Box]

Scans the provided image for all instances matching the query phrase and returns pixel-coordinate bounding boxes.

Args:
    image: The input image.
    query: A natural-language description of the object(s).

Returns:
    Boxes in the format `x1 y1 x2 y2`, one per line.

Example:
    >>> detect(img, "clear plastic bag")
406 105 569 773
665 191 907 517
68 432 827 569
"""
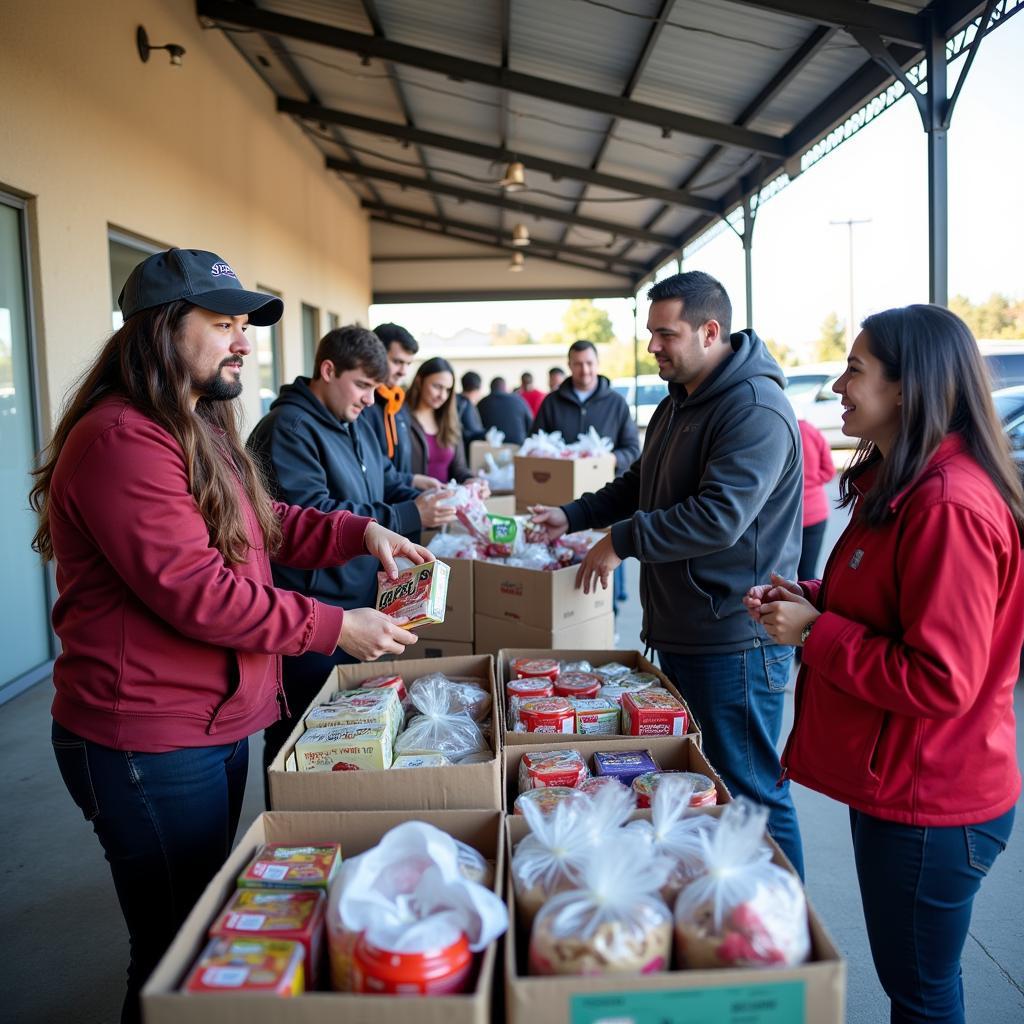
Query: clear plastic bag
518 429 566 457
395 676 488 760
483 426 506 447
673 799 810 968
409 673 492 722
529 830 672 975
567 426 614 458
481 452 514 492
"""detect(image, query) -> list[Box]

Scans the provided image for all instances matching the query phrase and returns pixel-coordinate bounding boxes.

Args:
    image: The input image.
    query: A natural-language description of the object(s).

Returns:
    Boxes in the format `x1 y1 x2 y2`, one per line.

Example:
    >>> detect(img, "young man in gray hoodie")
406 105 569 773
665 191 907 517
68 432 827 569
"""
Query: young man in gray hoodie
531 272 805 876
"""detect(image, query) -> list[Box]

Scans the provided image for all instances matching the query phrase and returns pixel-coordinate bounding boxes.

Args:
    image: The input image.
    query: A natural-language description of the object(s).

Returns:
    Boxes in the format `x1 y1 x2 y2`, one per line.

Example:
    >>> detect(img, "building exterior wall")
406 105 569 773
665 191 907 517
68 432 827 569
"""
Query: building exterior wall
0 0 371 434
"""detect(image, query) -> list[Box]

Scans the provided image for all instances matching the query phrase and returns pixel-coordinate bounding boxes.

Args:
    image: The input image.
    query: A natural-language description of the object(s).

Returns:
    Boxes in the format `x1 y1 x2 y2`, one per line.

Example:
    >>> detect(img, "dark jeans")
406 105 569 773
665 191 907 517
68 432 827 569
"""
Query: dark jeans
851 805 1014 1024
613 562 627 605
798 519 828 582
51 720 248 1024
658 646 804 878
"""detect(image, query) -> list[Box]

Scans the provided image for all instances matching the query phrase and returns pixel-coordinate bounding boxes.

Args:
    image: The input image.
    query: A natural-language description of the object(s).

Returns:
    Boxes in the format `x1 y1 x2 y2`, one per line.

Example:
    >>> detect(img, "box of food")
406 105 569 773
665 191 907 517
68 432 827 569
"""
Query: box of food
304 687 403 740
592 748 659 785
569 697 620 735
376 560 450 629
622 689 689 737
237 843 342 892
513 453 616 509
183 936 305 995
293 722 393 772
143 809 504 1023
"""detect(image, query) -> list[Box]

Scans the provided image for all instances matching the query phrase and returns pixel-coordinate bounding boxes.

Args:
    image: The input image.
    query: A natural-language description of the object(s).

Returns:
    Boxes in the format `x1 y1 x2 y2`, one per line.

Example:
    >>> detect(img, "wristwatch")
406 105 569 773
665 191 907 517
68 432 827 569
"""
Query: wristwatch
800 619 816 646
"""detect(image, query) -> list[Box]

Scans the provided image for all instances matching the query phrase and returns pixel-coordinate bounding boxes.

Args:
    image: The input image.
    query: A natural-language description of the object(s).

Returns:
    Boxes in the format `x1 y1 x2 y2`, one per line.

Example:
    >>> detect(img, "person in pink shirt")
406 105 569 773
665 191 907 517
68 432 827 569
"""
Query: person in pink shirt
797 418 835 580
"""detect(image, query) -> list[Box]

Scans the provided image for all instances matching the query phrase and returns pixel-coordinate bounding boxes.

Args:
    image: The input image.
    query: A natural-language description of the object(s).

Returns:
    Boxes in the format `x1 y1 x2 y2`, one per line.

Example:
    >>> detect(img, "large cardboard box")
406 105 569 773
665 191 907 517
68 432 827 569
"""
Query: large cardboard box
503 809 846 1024
513 453 615 509
504 734 726 811
142 809 503 1024
473 560 611 630
469 439 518 475
268 656 502 812
474 613 614 658
497 648 700 747
417 558 474 642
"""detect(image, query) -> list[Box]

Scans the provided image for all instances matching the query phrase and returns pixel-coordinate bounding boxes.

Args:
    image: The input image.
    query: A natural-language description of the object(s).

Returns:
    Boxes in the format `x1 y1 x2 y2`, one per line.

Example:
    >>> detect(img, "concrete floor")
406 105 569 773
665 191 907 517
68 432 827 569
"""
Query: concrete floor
2 483 1022 1022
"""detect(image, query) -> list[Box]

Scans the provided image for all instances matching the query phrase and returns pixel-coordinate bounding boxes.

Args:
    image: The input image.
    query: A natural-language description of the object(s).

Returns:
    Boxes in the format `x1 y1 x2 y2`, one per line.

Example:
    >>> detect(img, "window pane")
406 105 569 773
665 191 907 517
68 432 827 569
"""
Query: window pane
254 286 282 416
109 236 161 331
327 312 340 331
302 304 319 374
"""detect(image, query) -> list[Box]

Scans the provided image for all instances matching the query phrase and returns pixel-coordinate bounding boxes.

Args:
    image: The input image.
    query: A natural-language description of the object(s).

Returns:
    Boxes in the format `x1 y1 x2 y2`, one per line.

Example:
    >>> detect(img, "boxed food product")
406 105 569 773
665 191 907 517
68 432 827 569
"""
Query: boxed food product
391 753 452 769
622 690 689 737
592 748 659 786
237 843 342 892
183 936 304 995
518 748 588 792
209 889 325 984
358 673 408 702
376 560 450 628
293 722 393 772
569 697 620 735
304 687 403 740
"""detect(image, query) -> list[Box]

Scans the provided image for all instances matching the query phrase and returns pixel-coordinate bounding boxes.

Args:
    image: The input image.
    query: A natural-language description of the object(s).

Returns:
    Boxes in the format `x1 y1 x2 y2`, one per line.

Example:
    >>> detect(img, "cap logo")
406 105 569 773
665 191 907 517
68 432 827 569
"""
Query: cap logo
210 262 237 279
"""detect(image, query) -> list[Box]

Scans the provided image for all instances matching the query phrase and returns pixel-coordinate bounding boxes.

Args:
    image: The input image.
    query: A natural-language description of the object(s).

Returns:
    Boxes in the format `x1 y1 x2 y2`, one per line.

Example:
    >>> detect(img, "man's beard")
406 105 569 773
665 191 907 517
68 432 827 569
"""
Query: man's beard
194 362 243 402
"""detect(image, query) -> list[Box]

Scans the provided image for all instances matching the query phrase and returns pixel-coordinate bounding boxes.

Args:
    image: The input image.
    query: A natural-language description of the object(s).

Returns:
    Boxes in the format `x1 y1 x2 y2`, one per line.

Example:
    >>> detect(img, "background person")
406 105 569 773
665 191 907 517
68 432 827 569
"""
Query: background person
516 370 546 417
365 322 417 474
748 305 1022 1024
32 249 424 1024
477 375 532 445
457 369 486 458
406 356 475 483
548 365 566 392
797 417 835 580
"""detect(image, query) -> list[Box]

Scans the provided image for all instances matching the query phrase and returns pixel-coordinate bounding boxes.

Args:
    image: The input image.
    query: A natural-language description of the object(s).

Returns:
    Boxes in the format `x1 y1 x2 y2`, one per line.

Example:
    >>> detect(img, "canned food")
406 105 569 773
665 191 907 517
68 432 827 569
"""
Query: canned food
353 931 472 995
506 677 555 729
519 696 575 734
553 672 603 699
513 786 590 816
632 770 717 808
514 658 561 682
519 748 588 791
579 775 635 801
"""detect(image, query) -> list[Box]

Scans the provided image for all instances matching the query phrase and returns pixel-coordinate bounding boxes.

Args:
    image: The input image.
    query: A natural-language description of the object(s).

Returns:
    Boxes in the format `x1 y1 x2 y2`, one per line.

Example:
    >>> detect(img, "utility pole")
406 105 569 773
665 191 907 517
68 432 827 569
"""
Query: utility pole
830 218 871 346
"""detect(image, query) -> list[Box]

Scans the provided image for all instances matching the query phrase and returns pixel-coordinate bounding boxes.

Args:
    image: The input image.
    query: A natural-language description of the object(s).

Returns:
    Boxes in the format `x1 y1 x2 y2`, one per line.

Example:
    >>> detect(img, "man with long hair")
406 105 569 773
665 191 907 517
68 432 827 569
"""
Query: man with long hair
32 248 426 1023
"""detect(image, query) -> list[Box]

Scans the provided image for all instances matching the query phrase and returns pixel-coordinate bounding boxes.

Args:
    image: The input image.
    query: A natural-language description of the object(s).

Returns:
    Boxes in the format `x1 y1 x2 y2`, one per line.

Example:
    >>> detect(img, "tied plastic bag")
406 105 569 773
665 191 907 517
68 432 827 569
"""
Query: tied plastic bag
327 822 507 989
437 479 491 541
484 426 506 447
567 425 614 459
409 673 492 723
673 799 810 969
427 531 482 561
395 675 488 760
529 830 673 976
518 430 566 458
481 452 514 492
626 775 719 904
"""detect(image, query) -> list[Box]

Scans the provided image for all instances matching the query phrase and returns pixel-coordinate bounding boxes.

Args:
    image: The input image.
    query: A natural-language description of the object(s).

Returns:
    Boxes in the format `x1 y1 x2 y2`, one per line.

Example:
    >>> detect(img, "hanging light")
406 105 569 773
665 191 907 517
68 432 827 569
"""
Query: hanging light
511 223 531 247
499 160 526 192
508 251 525 272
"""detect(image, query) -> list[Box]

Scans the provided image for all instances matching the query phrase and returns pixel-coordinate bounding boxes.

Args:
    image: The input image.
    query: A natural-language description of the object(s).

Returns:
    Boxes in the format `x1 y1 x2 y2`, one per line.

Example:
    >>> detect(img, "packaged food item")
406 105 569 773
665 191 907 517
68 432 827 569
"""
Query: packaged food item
632 771 717 809
579 775 635 801
395 675 488 760
529 830 672 976
570 697 620 735
513 657 561 682
391 753 452 769
184 936 304 994
592 748 659 786
518 748 588 792
593 661 631 680
238 843 342 891
553 671 603 699
359 673 408 702
409 673 491 722
455 840 495 887
375 560 450 628
305 687 403 740
519 696 575 734
353 932 473 994
559 660 594 673
621 690 689 736
674 799 810 968
619 671 661 689
513 786 589 817
294 722 393 771
209 888 326 985
506 677 556 729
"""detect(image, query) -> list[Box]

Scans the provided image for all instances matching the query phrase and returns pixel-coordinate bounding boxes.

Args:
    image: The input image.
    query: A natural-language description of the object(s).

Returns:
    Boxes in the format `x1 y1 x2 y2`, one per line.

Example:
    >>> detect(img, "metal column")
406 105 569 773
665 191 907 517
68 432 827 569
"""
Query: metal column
925 13 949 306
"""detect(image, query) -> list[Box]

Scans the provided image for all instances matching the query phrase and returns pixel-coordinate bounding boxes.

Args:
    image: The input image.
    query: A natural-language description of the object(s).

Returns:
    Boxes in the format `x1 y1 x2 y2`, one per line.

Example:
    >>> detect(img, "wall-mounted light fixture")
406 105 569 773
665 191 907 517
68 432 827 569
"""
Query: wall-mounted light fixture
508 252 525 272
499 161 526 192
511 223 531 247
137 26 186 67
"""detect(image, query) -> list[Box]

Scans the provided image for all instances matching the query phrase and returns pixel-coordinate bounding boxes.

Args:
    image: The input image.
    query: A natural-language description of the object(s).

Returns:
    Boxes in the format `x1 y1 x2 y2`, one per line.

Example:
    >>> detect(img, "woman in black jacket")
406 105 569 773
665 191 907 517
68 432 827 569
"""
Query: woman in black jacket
406 357 473 483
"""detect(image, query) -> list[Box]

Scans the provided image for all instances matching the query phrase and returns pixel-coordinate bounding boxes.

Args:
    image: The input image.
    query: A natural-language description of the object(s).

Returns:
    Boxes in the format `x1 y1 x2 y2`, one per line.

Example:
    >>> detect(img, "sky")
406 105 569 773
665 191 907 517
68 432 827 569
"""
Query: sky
370 11 1024 361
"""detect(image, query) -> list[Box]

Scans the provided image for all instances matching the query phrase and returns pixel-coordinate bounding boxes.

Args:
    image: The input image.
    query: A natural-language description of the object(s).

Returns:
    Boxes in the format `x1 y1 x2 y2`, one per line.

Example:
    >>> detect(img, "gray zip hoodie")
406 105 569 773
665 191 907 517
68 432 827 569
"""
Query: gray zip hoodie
563 330 803 655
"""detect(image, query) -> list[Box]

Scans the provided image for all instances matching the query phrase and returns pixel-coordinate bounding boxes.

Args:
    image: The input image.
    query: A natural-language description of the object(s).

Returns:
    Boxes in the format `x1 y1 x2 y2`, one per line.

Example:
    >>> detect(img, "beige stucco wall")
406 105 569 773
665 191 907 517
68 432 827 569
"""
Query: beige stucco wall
0 0 371 434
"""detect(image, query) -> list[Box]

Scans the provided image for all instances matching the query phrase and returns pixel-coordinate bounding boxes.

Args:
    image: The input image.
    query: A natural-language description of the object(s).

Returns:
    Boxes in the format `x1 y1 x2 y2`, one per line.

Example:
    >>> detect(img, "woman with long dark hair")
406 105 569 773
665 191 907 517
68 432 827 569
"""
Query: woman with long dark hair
745 304 1023 1024
405 356 474 483
32 249 427 1023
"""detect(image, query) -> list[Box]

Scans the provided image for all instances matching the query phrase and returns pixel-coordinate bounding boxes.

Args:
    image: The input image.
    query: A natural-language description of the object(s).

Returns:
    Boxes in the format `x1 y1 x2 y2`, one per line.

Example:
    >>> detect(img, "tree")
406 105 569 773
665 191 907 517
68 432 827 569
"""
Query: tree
562 299 614 347
949 293 1024 340
813 312 847 362
764 336 799 367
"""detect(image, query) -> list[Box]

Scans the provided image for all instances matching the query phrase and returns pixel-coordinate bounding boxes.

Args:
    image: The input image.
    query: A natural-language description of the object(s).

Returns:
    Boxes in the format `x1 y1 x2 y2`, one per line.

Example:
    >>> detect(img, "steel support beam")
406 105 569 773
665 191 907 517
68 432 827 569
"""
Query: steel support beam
197 0 787 155
277 99 720 213
924 14 949 305
726 0 925 45
374 287 635 302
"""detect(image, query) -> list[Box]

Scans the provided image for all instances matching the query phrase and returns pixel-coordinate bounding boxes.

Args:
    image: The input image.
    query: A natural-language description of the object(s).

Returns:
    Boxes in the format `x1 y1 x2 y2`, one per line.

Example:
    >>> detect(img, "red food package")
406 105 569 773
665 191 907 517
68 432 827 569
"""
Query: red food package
519 748 589 791
184 936 305 994
359 674 408 702
622 690 689 737
375 561 450 628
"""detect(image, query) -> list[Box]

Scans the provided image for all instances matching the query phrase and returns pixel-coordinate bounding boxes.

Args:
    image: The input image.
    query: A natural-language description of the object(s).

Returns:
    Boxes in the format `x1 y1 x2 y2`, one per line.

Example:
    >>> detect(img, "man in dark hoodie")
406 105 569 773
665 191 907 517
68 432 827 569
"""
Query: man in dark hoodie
248 326 455 774
477 376 533 445
530 272 805 876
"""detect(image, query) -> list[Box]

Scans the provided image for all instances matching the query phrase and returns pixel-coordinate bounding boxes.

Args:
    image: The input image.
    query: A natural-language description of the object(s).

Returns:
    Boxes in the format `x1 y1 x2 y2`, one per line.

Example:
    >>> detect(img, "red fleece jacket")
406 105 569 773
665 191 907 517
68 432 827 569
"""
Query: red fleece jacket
48 399 371 752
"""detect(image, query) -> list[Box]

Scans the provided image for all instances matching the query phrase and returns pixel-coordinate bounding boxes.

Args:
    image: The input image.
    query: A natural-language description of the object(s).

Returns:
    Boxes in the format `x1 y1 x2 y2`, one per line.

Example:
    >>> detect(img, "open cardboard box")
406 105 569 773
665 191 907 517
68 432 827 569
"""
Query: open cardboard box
513 453 616 509
503 807 846 1024
497 649 700 749
470 439 518 475
473 561 611 631
142 809 504 1024
268 656 502 812
504 734 727 813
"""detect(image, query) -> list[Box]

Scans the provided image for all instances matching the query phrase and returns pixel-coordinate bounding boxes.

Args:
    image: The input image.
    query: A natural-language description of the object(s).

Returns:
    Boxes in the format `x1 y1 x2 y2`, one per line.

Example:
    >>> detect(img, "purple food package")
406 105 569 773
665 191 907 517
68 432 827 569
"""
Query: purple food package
591 748 659 786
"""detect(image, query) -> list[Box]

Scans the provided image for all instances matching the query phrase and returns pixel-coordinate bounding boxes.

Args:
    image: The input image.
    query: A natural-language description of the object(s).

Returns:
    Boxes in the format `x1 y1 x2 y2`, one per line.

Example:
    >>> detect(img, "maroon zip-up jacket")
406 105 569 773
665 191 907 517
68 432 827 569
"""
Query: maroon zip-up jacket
48 399 372 752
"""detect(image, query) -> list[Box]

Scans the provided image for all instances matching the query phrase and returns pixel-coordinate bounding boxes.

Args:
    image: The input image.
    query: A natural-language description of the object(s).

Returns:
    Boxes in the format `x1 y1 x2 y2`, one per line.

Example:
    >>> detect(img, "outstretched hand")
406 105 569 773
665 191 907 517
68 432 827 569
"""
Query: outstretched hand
363 522 433 580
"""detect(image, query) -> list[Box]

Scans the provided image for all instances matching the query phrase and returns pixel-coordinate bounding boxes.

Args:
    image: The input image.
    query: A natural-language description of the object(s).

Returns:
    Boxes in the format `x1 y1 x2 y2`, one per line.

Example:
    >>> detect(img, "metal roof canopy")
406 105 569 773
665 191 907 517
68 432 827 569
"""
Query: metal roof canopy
198 0 1020 308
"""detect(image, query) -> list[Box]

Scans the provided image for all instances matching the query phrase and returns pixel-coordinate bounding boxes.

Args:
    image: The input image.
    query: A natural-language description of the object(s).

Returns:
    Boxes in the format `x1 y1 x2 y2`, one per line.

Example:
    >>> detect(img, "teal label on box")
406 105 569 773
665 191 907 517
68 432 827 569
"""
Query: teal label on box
570 980 805 1024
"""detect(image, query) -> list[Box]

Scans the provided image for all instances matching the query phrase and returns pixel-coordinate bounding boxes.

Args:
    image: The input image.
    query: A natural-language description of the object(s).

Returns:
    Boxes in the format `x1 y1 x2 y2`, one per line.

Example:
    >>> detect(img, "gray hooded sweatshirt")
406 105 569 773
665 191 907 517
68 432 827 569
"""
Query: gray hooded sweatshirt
563 330 803 655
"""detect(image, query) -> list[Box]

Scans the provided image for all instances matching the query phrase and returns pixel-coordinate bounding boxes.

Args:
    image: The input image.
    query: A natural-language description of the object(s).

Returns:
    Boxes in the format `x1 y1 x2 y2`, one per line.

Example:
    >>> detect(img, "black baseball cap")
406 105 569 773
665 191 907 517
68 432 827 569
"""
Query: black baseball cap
118 248 284 326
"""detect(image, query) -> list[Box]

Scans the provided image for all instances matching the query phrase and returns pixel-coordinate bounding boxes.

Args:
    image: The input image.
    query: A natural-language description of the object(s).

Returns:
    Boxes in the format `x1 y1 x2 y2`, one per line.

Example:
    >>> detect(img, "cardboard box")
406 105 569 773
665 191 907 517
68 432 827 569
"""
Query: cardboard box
504 734 727 811
513 453 615 508
503 809 846 1024
417 558 474 642
268 656 501 812
142 809 504 1024
470 439 518 474
473 613 614 658
473 560 611 630
398 639 475 661
497 649 700 748
483 494 516 516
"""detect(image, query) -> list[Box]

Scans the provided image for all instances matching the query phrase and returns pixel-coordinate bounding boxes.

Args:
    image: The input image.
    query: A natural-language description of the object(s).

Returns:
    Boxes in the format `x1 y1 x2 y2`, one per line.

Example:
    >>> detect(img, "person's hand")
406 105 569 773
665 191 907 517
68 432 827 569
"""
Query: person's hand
412 474 443 491
575 533 622 595
529 505 569 543
758 584 819 646
363 522 434 579
476 478 491 500
414 489 457 529
743 573 804 622
338 608 418 661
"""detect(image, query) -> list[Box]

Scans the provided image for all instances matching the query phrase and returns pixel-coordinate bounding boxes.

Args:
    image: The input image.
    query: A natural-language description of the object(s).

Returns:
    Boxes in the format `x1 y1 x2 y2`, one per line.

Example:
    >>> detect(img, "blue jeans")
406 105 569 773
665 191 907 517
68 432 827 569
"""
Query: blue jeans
851 806 1014 1024
51 721 248 1024
657 646 804 878
613 563 627 605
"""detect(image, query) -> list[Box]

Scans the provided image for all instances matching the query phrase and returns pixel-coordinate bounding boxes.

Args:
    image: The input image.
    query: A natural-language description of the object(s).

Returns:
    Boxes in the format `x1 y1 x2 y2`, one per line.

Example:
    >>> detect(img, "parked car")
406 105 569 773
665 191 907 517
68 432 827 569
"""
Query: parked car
783 362 850 448
993 384 1024 478
980 343 1024 389
612 375 670 428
